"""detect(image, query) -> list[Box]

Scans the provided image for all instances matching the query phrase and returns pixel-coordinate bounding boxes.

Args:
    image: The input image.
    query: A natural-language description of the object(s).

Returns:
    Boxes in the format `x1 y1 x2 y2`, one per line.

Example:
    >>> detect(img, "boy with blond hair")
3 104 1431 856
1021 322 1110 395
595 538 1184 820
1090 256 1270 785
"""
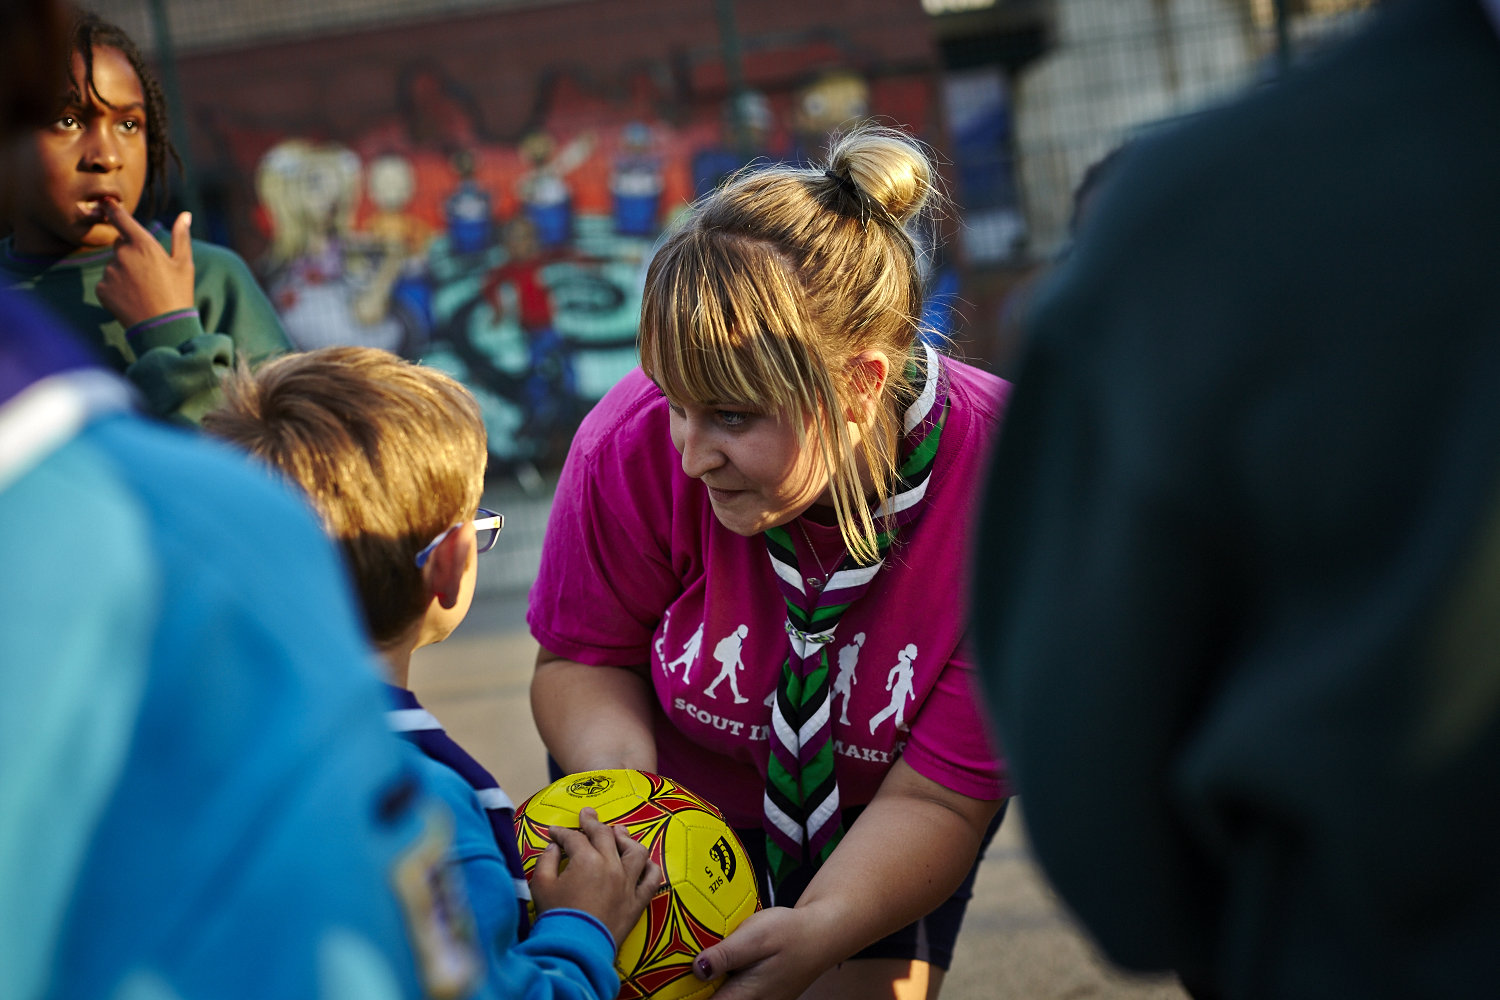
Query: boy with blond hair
204 346 658 999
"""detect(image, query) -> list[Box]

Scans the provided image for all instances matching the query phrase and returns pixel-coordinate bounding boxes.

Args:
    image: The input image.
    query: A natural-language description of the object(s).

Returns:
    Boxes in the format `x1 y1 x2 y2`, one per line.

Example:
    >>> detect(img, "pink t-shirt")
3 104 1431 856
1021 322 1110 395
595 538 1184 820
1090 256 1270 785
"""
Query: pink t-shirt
528 359 1012 827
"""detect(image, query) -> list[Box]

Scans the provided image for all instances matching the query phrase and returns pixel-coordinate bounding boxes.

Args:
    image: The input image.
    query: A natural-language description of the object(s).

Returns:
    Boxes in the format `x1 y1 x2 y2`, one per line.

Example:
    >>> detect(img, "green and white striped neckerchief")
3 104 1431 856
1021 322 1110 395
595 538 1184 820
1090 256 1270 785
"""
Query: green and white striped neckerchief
761 343 948 887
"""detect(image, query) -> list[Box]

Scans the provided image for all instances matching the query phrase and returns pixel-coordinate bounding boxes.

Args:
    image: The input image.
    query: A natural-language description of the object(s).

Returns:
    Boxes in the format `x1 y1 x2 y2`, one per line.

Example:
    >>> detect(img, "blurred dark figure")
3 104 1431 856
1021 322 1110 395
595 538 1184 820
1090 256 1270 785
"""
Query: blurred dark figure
0 1 70 143
994 142 1131 375
1066 142 1129 243
972 1 1500 998
0 0 69 231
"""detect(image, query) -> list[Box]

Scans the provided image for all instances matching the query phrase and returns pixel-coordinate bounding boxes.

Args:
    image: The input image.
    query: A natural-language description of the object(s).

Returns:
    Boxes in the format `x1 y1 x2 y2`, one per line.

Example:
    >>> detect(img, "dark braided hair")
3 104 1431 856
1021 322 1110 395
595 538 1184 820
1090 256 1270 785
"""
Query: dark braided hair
67 11 181 216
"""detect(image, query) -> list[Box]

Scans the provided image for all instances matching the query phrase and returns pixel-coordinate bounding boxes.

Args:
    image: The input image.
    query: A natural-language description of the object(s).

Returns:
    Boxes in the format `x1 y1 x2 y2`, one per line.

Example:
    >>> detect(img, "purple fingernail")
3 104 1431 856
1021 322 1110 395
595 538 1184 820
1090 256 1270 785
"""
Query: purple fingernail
695 957 712 978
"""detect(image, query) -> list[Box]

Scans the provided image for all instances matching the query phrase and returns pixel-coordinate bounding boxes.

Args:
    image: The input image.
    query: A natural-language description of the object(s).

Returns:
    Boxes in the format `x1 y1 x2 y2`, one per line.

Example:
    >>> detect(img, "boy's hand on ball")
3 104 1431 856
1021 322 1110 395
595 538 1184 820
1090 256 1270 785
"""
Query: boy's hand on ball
531 807 663 946
96 204 195 329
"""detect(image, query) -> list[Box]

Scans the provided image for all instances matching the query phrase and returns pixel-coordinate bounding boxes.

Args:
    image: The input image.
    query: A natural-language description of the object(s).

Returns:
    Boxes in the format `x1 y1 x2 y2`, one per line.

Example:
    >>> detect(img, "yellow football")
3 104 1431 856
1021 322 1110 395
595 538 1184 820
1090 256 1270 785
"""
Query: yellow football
514 769 762 1000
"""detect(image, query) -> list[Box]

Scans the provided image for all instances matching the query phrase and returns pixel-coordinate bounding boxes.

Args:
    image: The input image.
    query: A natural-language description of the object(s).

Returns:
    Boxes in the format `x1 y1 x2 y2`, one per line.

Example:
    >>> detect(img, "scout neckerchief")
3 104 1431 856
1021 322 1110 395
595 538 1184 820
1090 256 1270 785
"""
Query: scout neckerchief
761 342 948 887
386 685 533 936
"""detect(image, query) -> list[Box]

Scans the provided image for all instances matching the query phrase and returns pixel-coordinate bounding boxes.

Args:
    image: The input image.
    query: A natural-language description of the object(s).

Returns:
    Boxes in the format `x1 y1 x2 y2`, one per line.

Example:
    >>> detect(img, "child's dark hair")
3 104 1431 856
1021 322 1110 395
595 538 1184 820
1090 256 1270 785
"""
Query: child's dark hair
68 11 180 214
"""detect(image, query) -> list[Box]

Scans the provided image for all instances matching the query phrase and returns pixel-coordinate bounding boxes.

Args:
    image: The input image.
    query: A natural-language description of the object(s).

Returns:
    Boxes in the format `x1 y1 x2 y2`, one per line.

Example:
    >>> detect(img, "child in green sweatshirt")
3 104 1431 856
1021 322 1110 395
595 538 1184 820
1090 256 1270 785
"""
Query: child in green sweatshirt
0 11 289 424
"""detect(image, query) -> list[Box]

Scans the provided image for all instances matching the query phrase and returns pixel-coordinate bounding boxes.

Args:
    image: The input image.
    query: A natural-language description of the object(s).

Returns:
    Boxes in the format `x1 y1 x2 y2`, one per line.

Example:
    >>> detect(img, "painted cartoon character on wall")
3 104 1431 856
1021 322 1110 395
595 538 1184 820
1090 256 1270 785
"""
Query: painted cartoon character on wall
444 148 494 256
256 139 410 354
477 215 587 450
363 152 436 340
692 90 775 199
610 122 663 237
791 68 871 164
516 130 593 249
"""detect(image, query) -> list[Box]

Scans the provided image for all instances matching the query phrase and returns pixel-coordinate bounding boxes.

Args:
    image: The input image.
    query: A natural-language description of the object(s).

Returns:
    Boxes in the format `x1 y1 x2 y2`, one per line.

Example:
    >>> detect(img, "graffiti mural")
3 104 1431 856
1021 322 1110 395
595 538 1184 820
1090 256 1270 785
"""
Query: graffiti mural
206 46 940 472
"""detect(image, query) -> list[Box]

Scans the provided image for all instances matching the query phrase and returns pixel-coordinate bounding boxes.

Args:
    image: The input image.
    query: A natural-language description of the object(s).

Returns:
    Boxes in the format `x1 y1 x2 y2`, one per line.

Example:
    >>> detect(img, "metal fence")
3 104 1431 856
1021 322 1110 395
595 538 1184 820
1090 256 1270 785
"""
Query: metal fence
1002 0 1379 257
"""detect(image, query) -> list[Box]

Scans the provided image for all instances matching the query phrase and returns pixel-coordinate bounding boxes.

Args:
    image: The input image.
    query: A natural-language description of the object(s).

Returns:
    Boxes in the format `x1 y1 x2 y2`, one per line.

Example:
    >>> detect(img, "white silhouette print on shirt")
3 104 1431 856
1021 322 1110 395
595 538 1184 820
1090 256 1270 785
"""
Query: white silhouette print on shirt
704 623 751 703
868 642 917 734
833 632 865 725
663 620 704 682
654 608 671 669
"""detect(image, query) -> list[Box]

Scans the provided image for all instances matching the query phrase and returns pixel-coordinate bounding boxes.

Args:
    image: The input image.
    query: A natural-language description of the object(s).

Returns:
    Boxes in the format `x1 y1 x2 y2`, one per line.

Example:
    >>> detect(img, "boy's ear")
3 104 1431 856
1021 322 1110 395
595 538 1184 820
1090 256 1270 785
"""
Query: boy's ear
421 525 473 610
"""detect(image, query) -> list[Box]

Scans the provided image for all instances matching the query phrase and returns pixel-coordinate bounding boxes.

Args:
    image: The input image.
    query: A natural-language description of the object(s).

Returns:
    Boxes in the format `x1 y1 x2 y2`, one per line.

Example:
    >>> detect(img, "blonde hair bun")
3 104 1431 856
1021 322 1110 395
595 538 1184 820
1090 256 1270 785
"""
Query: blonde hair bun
824 125 936 227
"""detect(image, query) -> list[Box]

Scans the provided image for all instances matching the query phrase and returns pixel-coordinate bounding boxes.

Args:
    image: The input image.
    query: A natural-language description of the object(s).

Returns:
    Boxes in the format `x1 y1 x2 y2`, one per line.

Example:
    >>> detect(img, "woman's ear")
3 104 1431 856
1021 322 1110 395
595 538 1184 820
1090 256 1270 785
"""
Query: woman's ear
421 525 473 610
845 349 891 424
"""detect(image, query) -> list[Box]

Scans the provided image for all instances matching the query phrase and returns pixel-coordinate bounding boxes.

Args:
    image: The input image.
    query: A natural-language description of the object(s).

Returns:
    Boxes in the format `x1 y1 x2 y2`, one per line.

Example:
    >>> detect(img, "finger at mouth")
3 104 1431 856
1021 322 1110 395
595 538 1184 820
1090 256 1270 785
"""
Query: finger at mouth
81 195 122 222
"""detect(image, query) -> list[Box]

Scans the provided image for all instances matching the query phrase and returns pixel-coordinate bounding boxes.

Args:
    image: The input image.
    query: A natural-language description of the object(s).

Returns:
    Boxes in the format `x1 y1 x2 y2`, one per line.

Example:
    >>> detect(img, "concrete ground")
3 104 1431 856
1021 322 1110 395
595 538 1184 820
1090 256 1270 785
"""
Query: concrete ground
412 587 1190 1000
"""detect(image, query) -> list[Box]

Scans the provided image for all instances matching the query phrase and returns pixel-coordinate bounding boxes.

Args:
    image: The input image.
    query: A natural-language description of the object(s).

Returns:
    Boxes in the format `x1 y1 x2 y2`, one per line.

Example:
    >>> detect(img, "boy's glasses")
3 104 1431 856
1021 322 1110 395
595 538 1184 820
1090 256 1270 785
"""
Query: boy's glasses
414 508 504 568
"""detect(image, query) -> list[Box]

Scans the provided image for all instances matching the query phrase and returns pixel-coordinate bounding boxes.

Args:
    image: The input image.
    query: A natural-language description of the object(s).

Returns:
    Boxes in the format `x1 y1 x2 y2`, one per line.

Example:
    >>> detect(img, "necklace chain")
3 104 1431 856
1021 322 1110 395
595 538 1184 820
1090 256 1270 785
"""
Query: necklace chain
797 520 833 590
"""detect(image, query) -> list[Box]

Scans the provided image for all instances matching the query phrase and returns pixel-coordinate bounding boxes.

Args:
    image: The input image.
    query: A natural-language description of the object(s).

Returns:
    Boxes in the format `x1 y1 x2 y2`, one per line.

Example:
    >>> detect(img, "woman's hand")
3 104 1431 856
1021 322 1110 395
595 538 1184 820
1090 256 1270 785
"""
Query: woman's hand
689 904 839 1000
96 204 195 329
529 807 663 946
694 759 1003 999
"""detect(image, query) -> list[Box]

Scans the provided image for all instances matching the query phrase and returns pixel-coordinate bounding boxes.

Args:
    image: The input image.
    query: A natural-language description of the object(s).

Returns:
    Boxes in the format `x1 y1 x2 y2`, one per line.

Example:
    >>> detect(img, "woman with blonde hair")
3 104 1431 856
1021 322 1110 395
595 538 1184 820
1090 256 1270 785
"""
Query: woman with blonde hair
528 125 1011 1000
